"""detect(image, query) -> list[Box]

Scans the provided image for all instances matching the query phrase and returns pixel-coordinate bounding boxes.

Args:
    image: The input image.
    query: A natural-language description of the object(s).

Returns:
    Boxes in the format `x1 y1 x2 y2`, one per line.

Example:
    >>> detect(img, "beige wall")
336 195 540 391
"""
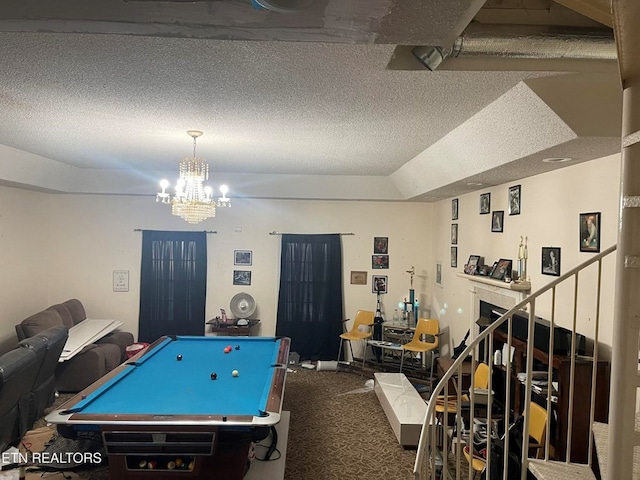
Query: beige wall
0 191 432 352
0 153 620 359
430 153 621 358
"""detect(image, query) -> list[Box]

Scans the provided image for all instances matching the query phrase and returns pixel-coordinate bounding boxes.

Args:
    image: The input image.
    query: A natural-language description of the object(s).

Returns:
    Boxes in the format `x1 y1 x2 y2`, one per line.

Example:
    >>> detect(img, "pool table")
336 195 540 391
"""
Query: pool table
46 335 290 479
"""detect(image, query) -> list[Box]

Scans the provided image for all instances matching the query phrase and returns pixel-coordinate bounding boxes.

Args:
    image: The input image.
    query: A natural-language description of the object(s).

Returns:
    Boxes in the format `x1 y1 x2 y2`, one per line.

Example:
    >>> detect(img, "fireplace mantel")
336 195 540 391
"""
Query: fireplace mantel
455 273 531 293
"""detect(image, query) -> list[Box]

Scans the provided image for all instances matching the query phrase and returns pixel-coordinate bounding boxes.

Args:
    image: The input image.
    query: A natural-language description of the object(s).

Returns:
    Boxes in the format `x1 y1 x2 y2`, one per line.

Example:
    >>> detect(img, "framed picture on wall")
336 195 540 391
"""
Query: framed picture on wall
452 198 459 220
542 247 561 276
508 185 521 215
233 270 252 285
491 211 504 232
234 250 252 266
451 224 458 245
372 275 388 294
580 212 601 253
372 255 389 269
350 271 367 285
480 193 491 214
451 247 458 268
436 262 442 285
374 237 388 254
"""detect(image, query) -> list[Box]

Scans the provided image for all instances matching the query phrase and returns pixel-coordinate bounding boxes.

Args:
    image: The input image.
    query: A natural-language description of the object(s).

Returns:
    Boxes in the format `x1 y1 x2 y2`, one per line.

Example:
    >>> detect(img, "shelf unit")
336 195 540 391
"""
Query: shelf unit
492 330 609 463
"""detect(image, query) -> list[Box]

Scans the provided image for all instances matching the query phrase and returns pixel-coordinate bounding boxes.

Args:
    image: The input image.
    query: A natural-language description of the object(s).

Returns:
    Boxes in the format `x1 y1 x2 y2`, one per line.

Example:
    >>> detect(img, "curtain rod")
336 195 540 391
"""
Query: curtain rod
269 231 354 236
134 229 217 234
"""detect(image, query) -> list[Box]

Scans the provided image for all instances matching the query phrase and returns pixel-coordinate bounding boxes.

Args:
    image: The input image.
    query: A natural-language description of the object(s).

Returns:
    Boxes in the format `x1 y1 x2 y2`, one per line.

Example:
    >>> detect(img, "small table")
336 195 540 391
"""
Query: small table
366 340 406 371
207 318 260 336
46 335 290 480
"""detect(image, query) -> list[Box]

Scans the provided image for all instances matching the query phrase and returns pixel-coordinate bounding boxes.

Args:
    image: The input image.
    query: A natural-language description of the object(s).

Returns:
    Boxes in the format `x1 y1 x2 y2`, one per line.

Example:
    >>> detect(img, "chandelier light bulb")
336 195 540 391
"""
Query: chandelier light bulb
159 179 170 192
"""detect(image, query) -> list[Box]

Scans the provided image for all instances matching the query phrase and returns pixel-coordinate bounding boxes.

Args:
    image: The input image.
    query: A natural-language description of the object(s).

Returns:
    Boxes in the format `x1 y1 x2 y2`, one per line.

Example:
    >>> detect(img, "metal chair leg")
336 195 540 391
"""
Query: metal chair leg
336 339 343 374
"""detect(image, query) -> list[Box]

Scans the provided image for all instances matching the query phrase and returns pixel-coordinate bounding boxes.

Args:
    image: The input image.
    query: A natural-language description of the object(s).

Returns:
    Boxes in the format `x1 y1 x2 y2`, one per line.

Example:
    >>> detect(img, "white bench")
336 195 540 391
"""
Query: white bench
374 372 428 447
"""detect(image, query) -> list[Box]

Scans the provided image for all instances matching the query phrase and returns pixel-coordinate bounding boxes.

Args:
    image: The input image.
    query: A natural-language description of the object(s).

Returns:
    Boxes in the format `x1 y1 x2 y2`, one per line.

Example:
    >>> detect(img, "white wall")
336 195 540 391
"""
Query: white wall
430 153 621 358
0 190 432 352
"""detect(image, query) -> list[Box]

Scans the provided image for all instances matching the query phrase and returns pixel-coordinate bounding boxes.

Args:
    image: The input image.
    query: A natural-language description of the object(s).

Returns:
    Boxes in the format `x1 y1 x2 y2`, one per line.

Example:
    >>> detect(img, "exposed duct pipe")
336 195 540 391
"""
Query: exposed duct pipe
412 25 616 71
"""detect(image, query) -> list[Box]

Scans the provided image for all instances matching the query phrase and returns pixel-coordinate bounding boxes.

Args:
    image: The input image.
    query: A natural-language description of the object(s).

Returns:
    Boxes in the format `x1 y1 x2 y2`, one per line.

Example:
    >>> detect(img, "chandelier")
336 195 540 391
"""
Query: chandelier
156 130 230 224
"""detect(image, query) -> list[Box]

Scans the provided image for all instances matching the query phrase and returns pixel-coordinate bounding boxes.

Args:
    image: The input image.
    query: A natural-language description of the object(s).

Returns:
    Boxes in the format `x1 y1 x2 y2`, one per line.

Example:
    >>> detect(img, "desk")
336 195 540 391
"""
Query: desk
46 335 290 480
367 340 406 371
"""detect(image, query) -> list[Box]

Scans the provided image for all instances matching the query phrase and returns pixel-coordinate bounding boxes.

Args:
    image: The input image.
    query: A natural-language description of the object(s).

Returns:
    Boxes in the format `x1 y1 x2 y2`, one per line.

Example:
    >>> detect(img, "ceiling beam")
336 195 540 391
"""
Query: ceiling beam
553 0 613 27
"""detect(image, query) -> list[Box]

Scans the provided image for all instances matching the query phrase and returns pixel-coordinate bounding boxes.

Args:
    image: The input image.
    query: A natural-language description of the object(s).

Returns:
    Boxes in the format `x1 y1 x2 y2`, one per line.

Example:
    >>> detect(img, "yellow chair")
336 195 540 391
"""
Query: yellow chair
337 310 375 369
527 401 548 458
462 401 548 478
400 318 439 374
435 362 490 414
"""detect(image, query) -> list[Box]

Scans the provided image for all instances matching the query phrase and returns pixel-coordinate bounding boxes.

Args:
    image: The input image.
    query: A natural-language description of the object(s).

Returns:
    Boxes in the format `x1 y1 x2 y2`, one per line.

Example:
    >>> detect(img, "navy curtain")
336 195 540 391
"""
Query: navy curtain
275 234 344 361
138 230 207 343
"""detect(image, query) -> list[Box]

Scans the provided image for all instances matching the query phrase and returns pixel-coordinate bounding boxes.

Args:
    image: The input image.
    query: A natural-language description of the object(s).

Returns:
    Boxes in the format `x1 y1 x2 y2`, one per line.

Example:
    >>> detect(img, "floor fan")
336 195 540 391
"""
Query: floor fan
229 292 256 326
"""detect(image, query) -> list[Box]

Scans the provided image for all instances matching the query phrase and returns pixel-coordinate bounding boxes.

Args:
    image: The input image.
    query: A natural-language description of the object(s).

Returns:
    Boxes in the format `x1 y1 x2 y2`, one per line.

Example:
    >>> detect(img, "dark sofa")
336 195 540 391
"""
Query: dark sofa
0 326 66 453
15 299 134 392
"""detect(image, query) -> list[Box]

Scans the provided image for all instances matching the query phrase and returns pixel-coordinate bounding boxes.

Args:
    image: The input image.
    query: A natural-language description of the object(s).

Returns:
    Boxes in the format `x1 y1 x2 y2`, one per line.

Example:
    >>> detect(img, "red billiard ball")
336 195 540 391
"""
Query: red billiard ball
148 460 157 469
224 346 231 353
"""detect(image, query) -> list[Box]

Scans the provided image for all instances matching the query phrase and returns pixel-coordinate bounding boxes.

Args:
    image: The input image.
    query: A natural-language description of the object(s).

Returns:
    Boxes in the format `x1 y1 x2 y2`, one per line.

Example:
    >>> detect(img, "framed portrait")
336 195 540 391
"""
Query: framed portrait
234 250 252 266
436 262 442 285
233 270 252 285
374 237 388 254
490 258 512 281
580 212 601 253
372 275 388 294
542 247 561 276
372 255 389 269
451 247 458 268
452 198 459 220
350 271 367 285
464 255 481 275
451 224 458 245
508 185 521 215
480 193 491 215
491 211 504 233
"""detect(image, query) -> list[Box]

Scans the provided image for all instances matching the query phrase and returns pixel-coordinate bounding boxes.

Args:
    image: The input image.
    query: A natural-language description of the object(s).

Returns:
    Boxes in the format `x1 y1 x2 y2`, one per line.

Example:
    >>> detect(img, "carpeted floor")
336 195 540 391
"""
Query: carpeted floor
32 367 420 479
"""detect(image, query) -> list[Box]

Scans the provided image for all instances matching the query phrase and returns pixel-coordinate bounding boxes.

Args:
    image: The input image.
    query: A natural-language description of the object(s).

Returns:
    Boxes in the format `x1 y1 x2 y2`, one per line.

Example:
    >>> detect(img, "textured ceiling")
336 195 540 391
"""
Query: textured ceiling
0 0 625 201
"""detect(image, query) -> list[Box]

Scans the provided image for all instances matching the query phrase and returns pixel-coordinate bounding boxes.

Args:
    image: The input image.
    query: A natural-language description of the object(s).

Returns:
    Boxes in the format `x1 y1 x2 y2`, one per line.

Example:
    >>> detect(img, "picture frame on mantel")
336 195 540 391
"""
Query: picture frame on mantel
490 259 512 281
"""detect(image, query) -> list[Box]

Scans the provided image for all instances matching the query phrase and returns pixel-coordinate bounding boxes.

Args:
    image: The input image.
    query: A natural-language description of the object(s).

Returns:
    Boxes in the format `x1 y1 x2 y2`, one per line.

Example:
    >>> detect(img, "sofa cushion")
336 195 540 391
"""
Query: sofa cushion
20 310 65 339
63 299 86 325
47 304 75 329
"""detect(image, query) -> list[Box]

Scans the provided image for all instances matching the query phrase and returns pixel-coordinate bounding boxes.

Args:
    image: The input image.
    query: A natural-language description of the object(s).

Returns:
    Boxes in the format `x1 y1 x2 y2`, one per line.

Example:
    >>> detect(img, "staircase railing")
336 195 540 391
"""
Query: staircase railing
414 244 617 480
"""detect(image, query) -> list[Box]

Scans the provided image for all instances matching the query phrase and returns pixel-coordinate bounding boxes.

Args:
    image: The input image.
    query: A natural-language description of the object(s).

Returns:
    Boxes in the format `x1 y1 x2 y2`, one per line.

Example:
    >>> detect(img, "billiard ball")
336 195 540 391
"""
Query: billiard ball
232 370 239 377
138 460 147 469
175 458 183 468
210 372 217 380
188 461 195 470
176 354 183 361
167 461 176 470
148 460 157 469
234 345 240 350
224 347 231 354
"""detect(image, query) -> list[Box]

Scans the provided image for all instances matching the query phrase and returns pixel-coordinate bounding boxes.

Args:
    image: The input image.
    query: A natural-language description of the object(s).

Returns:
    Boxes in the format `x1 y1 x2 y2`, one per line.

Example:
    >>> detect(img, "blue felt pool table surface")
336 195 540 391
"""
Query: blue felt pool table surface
54 336 290 425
